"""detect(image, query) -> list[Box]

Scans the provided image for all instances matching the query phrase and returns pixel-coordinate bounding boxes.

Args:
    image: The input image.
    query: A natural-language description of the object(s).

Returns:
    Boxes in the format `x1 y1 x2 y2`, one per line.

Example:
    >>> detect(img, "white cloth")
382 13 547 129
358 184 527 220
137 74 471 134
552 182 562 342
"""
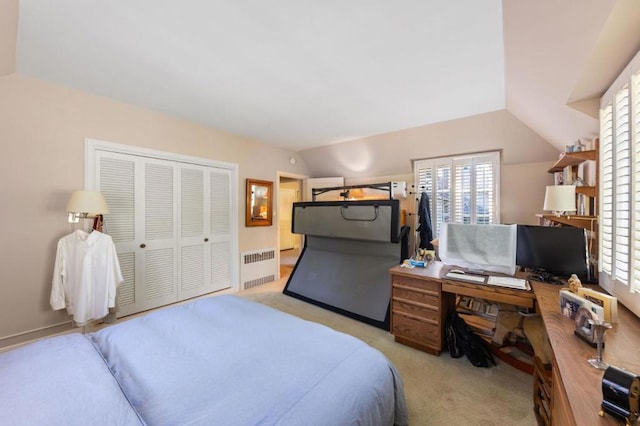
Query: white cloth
50 230 123 326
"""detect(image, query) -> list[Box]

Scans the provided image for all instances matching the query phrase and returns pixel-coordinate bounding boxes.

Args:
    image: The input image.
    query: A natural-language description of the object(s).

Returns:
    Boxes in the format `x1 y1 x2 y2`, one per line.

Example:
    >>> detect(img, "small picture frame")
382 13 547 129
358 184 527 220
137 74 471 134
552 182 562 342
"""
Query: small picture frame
577 288 618 323
559 289 604 321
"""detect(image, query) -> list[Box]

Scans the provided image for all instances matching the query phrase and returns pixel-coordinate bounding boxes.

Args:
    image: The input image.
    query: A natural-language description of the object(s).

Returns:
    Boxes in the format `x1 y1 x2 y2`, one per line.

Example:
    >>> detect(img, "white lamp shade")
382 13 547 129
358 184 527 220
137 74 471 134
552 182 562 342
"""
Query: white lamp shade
66 190 109 215
543 185 576 213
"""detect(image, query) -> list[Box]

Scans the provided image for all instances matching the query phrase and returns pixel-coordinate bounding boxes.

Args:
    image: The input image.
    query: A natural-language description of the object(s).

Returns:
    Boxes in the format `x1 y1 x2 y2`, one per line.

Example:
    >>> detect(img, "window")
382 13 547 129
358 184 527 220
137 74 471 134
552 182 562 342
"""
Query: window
414 151 500 237
599 48 640 317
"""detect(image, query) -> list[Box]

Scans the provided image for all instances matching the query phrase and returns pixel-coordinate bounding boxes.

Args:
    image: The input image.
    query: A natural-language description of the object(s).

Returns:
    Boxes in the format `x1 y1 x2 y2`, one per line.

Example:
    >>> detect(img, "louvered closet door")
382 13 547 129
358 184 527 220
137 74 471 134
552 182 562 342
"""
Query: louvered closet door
97 151 140 317
178 165 209 299
140 159 179 310
178 165 233 298
96 152 179 315
209 168 233 292
93 143 236 318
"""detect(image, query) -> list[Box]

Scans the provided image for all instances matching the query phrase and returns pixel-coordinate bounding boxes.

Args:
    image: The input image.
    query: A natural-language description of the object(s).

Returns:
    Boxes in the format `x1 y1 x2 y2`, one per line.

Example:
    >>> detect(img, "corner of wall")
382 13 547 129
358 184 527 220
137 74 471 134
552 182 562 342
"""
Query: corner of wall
0 0 18 77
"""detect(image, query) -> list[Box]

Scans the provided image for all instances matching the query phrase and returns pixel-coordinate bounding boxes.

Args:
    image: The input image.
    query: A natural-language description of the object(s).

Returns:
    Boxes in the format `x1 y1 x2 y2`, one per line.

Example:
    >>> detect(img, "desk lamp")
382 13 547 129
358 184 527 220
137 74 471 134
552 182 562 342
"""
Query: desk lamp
543 185 576 216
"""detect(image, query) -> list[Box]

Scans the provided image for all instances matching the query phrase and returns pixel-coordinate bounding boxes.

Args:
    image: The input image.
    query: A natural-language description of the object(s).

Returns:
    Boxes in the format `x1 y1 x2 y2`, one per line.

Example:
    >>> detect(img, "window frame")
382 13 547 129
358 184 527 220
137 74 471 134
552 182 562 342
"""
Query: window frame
599 48 640 318
413 150 501 238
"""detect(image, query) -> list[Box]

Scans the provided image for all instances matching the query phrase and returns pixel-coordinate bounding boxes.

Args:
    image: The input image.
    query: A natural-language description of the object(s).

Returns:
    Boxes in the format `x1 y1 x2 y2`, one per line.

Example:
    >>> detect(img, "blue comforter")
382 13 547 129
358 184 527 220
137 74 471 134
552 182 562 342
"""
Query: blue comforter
1 295 408 425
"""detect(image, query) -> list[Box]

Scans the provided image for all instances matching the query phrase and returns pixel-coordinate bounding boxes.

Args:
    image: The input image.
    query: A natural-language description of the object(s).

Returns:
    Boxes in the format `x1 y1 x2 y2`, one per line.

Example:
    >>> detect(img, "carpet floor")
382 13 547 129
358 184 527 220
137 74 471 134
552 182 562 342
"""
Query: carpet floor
239 278 536 426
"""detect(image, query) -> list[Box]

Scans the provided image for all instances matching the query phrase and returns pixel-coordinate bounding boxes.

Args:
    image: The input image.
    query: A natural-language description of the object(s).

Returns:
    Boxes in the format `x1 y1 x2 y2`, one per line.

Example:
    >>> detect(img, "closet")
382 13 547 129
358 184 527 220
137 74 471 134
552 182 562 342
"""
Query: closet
88 140 238 317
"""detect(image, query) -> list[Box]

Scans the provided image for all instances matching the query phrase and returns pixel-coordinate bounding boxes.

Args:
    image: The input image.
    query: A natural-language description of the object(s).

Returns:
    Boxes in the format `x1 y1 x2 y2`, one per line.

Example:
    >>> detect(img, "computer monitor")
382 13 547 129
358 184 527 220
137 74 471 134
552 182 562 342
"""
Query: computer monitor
516 225 591 283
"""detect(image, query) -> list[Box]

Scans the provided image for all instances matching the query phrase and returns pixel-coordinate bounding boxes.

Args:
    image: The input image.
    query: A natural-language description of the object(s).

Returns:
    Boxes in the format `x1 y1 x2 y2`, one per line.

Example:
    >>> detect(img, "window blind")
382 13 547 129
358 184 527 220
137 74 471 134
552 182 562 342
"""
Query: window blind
414 151 499 237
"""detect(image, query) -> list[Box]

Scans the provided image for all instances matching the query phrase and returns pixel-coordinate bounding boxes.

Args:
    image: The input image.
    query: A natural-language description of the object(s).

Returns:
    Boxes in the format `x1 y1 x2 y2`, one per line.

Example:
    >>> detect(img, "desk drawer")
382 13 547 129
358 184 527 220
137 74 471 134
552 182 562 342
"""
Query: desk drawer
392 299 439 322
393 275 440 292
392 313 440 344
393 286 439 307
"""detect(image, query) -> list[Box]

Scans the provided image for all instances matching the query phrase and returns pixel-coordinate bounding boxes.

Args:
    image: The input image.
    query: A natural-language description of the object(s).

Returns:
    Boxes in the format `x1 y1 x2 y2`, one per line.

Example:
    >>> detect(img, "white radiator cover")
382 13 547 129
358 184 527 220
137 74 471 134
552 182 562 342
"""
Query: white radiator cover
241 248 277 289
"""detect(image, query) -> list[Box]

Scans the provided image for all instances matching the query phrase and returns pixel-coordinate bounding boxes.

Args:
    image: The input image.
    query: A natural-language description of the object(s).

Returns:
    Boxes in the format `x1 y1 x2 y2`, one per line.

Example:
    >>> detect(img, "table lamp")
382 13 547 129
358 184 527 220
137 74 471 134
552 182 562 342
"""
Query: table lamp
543 185 576 216
66 190 109 223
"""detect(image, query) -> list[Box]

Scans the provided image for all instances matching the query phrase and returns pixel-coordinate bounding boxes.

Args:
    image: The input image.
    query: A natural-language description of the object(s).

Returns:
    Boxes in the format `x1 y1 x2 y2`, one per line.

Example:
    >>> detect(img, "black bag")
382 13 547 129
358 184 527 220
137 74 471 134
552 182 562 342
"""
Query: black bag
445 311 496 368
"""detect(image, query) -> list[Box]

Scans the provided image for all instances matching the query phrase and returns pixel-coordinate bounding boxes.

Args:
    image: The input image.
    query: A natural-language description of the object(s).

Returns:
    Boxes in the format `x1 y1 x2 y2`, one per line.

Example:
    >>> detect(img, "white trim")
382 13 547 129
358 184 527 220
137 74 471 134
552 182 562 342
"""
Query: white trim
601 48 640 108
85 139 238 180
275 171 308 279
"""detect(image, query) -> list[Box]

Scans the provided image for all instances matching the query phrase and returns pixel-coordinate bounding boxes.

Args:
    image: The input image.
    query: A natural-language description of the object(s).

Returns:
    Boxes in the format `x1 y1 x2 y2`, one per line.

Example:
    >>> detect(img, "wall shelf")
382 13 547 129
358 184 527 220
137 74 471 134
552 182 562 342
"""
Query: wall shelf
540 139 599 266
536 214 597 231
547 150 596 173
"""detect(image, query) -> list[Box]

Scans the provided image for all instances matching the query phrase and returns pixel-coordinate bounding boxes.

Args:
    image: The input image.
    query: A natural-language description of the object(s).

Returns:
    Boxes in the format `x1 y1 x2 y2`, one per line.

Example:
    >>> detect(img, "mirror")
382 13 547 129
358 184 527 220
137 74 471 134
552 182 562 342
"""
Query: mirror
246 179 273 227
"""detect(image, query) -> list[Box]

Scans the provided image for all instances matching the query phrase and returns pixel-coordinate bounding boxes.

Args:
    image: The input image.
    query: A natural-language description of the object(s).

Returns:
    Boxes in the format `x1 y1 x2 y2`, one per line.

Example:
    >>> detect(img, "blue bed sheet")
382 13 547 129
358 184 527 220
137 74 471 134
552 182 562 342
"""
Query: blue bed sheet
0 334 143 426
91 295 408 426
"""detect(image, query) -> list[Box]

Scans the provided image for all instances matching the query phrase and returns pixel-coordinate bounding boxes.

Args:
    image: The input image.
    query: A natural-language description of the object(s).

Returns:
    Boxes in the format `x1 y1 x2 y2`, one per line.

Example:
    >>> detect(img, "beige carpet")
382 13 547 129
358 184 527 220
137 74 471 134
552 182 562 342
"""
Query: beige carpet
239 278 536 426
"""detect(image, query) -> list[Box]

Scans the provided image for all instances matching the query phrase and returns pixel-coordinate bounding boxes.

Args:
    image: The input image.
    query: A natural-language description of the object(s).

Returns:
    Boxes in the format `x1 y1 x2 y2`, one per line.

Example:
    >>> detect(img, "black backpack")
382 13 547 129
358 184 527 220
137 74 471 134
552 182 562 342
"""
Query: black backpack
445 311 496 368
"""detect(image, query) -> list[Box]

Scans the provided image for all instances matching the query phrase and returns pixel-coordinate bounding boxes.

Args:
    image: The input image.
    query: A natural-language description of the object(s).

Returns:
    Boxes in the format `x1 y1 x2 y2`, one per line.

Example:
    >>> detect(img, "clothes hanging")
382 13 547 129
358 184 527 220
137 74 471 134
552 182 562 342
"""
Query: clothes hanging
417 192 434 249
50 230 123 326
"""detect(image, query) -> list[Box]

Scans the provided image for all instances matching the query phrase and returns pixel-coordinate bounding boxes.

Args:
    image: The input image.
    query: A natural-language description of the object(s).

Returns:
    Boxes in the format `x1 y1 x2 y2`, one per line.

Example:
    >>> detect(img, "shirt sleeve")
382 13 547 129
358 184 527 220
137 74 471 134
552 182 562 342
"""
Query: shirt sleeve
50 239 66 310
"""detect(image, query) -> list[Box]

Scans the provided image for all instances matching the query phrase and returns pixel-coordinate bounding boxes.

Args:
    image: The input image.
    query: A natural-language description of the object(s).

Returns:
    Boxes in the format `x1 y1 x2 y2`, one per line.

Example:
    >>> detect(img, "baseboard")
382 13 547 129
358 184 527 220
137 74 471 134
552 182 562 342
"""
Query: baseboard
0 321 75 352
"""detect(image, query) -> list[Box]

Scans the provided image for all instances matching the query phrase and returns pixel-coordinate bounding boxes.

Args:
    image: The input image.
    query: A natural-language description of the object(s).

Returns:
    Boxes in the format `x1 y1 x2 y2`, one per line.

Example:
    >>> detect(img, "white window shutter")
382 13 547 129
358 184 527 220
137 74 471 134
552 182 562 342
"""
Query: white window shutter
614 87 631 284
600 104 614 276
632 72 640 293
453 158 472 224
435 163 451 236
414 151 498 237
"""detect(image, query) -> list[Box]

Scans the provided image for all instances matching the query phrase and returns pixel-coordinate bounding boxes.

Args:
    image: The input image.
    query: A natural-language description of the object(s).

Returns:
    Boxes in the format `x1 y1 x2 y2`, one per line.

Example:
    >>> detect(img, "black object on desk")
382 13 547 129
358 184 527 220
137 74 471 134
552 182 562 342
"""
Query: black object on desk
600 365 640 424
527 269 565 285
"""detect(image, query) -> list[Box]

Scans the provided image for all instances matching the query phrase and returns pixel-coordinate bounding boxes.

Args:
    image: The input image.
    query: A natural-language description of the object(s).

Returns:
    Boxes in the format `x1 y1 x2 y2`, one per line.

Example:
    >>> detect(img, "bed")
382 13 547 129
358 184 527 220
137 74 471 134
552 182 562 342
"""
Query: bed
0 295 408 426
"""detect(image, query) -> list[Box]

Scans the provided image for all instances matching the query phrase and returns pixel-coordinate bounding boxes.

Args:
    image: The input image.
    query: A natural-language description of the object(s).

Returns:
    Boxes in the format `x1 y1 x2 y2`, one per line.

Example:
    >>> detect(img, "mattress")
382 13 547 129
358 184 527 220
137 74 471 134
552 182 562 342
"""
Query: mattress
91 295 408 425
0 334 143 426
0 295 407 425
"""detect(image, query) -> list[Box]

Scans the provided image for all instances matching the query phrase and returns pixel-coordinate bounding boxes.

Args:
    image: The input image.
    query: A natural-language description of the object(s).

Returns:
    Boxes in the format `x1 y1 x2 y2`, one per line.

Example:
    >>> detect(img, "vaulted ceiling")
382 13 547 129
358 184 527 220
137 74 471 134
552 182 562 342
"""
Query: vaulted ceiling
10 0 640 151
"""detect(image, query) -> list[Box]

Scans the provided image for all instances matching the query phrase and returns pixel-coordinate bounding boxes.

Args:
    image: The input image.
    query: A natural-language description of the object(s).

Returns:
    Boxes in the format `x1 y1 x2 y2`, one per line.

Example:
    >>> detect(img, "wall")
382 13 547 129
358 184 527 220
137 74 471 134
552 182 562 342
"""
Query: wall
300 109 560 225
0 0 17 77
0 74 308 347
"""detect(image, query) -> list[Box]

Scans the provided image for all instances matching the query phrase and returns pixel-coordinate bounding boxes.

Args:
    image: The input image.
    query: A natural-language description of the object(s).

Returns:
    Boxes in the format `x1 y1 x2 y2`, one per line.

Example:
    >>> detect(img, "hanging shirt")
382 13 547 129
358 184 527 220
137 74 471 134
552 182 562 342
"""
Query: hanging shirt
50 230 123 326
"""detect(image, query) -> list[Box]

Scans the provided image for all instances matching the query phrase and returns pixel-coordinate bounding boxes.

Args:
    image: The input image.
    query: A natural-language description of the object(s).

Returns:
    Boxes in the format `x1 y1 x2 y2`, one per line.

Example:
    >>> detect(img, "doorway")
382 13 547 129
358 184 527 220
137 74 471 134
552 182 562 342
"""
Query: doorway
278 175 303 278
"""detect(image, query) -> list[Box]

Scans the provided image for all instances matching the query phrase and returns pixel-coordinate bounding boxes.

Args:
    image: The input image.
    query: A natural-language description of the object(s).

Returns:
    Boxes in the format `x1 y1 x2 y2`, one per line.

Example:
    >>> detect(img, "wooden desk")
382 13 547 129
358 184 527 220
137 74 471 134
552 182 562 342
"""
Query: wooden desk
389 262 536 355
389 262 640 425
533 281 640 425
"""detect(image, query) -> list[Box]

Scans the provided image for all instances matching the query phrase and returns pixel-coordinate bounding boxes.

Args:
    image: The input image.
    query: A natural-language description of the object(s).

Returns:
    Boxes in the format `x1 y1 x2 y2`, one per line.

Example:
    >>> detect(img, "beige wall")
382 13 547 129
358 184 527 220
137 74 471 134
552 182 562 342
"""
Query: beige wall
502 161 555 225
300 109 561 226
0 74 308 346
0 73 562 347
0 0 17 77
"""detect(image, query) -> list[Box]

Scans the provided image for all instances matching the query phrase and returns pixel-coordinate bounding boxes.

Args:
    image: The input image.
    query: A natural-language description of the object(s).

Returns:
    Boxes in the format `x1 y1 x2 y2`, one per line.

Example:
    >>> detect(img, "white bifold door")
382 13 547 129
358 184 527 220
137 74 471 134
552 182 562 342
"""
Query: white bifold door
94 149 235 317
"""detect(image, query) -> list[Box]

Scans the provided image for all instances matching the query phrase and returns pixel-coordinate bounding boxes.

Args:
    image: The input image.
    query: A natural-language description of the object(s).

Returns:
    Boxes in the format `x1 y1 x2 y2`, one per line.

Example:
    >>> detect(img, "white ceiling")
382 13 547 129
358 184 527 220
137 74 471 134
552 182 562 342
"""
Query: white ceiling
14 0 640 152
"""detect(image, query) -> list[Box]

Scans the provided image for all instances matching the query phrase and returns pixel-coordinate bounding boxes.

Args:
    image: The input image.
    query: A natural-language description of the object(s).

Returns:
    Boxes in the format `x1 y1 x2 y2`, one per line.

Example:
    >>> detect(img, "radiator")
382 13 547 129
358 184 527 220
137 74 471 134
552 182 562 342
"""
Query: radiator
241 248 277 290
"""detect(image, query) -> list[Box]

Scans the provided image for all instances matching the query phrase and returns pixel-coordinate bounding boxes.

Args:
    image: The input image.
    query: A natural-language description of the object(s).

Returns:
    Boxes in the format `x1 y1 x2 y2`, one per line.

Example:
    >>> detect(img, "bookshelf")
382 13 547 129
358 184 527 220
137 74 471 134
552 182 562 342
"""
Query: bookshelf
541 139 599 264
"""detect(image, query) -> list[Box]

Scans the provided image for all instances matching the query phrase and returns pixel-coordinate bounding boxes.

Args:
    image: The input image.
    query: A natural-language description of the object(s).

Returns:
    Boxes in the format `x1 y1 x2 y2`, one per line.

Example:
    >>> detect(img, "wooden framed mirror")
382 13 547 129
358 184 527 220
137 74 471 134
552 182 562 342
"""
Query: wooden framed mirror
246 178 273 227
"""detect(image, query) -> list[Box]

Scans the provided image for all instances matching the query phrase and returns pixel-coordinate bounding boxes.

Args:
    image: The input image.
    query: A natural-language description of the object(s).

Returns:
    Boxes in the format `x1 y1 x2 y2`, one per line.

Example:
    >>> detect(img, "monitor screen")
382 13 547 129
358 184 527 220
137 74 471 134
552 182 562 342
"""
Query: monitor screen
516 225 591 282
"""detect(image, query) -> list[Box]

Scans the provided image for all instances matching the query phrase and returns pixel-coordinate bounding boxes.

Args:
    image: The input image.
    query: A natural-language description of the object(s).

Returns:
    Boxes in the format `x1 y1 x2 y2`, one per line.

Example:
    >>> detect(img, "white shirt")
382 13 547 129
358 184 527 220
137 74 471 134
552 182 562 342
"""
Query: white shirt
50 230 123 326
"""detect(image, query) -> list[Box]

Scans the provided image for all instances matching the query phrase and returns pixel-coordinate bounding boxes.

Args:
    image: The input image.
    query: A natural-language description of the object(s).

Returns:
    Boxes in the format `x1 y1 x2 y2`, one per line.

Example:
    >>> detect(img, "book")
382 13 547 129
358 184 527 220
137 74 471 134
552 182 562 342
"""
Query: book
559 289 605 321
577 287 618 323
